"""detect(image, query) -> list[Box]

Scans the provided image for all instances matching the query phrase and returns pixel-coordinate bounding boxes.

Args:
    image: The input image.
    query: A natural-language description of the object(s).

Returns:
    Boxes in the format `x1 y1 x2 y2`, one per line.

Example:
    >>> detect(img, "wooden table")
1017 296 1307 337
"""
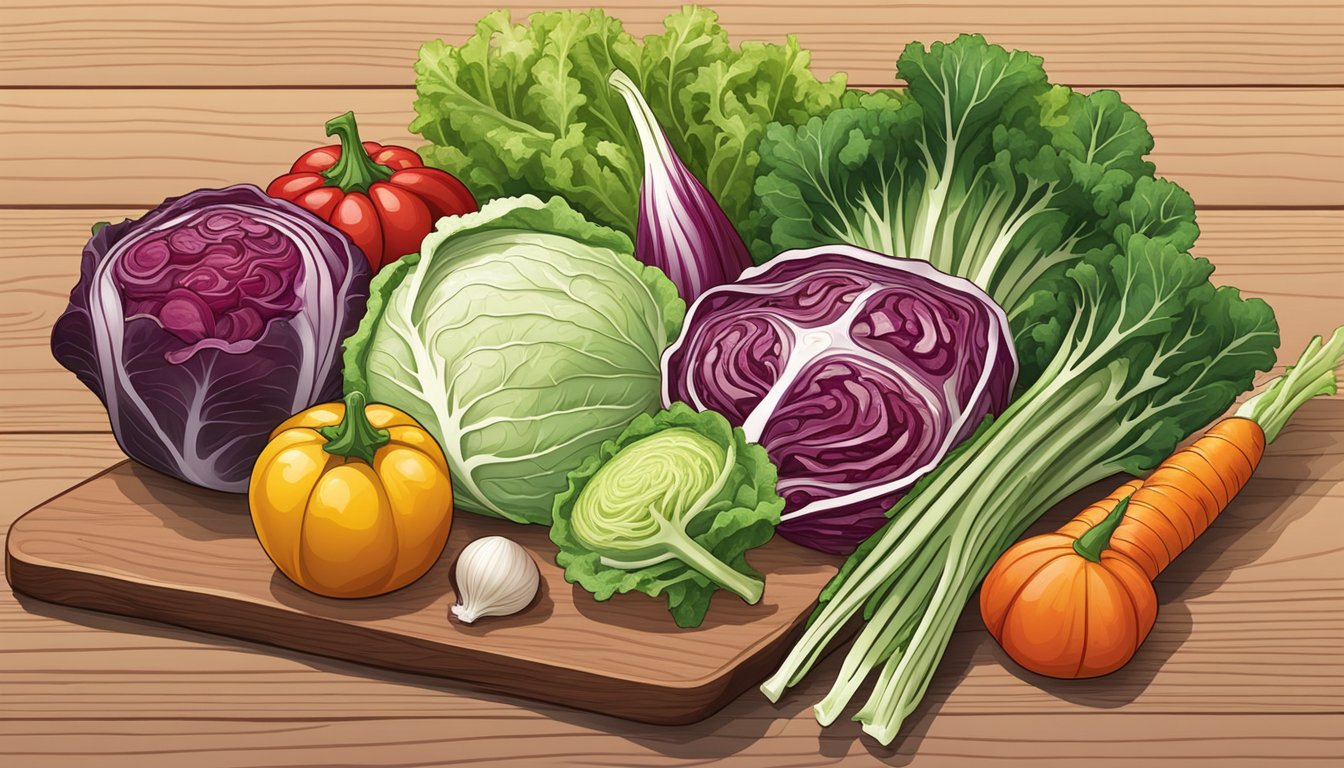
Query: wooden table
2 2 1341 765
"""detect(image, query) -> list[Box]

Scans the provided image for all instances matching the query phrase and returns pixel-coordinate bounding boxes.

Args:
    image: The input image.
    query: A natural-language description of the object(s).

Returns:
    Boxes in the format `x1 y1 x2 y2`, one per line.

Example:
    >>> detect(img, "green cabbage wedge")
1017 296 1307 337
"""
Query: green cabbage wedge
551 403 784 628
342 195 684 525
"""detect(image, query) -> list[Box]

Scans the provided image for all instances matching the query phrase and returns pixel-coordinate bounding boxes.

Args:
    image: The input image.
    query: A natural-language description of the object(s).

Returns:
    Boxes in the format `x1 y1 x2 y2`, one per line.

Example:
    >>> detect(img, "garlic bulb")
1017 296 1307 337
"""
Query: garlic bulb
451 536 540 624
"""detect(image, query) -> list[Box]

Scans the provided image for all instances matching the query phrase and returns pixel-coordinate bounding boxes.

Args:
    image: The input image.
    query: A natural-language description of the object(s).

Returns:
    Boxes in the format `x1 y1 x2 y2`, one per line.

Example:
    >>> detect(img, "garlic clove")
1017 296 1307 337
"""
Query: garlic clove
451 536 540 624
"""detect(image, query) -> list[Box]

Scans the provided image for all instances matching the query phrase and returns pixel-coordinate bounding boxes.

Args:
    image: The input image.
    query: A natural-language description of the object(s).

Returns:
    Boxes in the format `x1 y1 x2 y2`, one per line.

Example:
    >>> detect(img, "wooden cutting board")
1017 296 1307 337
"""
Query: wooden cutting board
4 461 841 725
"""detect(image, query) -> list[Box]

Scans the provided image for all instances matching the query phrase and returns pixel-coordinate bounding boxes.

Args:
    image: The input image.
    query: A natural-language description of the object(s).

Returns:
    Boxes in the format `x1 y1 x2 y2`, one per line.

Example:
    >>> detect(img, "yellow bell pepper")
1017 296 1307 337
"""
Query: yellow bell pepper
249 392 453 598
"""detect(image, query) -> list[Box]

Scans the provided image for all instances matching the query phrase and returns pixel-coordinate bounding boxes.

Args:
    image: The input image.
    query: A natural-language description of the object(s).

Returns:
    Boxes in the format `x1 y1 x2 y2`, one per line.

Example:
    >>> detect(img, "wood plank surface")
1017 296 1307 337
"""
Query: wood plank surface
5 208 1338 435
2 87 1342 208
3 1 1342 763
1 1 1341 88
0 434 123 519
1 401 1340 766
0 714 1340 768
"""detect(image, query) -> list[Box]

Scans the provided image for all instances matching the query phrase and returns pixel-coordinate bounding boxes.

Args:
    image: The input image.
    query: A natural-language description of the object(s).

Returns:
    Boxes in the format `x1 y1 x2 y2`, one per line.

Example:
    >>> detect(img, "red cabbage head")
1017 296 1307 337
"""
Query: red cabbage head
51 185 370 492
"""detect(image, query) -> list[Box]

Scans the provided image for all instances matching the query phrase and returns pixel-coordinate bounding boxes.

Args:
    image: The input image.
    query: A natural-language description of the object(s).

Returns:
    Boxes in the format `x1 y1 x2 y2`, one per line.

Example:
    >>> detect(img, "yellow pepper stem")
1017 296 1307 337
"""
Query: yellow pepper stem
318 391 390 465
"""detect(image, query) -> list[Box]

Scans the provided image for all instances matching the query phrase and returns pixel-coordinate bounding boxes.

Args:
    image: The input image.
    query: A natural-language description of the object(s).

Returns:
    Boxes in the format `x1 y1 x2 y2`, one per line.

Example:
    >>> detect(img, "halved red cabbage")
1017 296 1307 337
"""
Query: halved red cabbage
662 246 1016 553
51 185 369 492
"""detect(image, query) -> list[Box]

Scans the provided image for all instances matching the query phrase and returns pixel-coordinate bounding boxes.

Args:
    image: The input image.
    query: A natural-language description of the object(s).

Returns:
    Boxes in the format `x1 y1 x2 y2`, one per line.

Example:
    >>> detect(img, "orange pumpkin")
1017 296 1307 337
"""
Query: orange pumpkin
979 481 1158 678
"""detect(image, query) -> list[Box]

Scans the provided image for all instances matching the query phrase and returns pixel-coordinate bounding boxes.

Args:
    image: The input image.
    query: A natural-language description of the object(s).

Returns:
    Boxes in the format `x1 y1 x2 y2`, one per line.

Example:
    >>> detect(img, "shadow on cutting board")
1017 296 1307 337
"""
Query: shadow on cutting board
111 465 253 541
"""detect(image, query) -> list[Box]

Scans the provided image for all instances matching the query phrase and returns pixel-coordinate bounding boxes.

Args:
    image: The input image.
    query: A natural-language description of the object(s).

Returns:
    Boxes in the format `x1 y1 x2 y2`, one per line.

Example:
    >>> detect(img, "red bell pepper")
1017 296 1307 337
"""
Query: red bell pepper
267 112 476 271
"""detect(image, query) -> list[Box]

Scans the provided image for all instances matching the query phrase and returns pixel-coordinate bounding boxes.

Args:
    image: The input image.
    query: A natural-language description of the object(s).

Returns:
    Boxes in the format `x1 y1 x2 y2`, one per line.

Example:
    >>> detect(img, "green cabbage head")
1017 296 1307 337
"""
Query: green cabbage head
342 195 685 524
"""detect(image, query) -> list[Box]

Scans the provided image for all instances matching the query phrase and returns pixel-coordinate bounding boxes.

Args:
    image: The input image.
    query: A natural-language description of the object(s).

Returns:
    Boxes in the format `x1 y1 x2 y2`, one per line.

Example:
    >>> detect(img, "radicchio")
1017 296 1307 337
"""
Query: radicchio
662 246 1016 553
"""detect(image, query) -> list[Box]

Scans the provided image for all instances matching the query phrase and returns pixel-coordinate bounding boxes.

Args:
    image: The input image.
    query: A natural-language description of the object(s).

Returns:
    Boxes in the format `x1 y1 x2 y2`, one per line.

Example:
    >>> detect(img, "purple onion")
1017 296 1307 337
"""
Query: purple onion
610 69 752 302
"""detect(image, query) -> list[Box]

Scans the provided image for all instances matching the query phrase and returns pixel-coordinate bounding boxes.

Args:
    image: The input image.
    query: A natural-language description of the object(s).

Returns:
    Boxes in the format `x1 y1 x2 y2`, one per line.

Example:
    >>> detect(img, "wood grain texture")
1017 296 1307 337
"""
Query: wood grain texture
5 461 841 725
0 433 123 521
1 1 1341 88
3 1 1342 762
0 402 1340 766
0 714 1340 768
5 208 1338 435
3 88 1342 208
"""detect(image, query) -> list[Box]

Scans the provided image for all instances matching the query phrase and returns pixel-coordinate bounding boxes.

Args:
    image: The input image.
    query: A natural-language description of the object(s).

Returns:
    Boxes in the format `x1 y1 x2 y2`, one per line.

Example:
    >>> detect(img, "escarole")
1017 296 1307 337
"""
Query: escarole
412 6 845 241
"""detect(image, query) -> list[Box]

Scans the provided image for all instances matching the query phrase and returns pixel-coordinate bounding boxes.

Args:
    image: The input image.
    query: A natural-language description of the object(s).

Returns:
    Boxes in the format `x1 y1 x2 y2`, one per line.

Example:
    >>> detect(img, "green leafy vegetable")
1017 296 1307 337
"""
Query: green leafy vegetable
551 403 783 628
756 35 1279 744
342 194 684 526
752 36 1193 310
412 6 846 240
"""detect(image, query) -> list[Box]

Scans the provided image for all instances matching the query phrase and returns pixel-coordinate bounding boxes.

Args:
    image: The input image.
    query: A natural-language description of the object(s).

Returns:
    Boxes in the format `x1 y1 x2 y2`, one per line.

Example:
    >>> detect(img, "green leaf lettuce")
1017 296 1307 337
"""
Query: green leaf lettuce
412 6 846 240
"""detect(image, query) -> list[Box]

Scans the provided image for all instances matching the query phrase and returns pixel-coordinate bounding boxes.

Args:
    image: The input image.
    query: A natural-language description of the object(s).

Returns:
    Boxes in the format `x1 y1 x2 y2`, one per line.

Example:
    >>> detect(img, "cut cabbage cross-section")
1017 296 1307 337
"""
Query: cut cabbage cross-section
662 245 1016 553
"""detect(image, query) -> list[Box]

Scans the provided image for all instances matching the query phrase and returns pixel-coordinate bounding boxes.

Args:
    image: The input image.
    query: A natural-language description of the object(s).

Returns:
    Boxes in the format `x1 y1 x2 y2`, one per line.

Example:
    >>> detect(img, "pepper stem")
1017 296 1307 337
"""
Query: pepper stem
318 391 390 465
320 112 394 193
1073 494 1132 562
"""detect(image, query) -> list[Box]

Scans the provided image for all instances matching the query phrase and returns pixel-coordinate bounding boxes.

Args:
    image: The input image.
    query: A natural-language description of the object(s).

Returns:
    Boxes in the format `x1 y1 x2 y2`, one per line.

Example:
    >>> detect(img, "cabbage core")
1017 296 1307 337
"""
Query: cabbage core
571 428 727 552
662 245 1016 553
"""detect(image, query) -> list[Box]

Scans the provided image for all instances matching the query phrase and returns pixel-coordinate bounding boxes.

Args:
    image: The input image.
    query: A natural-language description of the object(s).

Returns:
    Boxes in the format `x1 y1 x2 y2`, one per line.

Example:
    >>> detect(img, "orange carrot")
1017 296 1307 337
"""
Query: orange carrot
980 327 1344 678
1056 417 1264 581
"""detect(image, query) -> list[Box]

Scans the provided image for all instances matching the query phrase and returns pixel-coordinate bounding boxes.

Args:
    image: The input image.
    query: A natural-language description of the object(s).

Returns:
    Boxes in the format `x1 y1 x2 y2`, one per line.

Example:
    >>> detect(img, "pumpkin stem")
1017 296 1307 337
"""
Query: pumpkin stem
1073 494 1132 562
318 391 390 465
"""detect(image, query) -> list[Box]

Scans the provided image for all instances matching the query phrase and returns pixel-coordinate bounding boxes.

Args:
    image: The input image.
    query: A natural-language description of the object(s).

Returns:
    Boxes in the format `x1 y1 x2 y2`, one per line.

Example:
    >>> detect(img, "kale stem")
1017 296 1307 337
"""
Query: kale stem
813 542 941 725
764 379 1055 703
853 377 1109 739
